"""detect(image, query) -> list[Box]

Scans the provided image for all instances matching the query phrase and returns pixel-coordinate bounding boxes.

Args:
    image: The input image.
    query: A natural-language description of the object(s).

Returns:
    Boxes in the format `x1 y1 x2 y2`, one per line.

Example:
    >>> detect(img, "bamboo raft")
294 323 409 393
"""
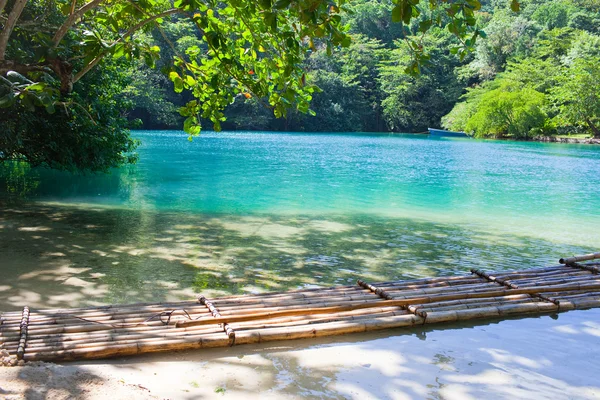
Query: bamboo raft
1 253 600 362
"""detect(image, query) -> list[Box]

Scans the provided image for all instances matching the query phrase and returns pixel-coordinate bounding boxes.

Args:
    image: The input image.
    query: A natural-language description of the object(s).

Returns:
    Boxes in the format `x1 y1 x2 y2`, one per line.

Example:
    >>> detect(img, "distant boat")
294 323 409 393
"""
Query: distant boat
427 128 469 138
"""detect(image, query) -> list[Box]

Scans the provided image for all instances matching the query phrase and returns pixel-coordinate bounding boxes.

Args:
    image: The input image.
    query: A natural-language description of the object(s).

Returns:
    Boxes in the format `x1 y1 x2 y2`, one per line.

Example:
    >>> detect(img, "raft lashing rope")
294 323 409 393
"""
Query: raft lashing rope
2 256 600 362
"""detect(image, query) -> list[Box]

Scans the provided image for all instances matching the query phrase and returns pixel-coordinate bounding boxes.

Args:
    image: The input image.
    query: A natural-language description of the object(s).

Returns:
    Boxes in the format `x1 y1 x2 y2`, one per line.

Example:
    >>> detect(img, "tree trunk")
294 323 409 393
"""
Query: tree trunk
586 118 600 138
0 0 29 61
52 0 105 47
50 57 74 95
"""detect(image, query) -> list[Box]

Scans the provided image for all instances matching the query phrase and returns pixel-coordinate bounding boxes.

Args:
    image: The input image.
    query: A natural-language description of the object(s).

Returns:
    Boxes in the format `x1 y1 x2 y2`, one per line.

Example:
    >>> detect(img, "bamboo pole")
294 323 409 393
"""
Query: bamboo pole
4 263 600 362
560 253 600 265
206 292 380 308
383 282 499 297
5 309 412 354
472 269 519 288
0 266 573 320
4 279 600 339
22 294 600 362
568 263 600 275
208 278 486 306
358 279 429 318
417 296 539 313
6 280 599 338
358 277 483 291
10 307 403 351
517 273 598 287
24 290 600 351
508 273 594 286
0 298 398 336
175 299 406 328
0 301 204 318
176 282 600 329
197 295 235 345
209 267 569 303
357 280 393 300
7 299 600 361
472 268 562 305
494 267 582 278
16 306 30 360
2 266 572 319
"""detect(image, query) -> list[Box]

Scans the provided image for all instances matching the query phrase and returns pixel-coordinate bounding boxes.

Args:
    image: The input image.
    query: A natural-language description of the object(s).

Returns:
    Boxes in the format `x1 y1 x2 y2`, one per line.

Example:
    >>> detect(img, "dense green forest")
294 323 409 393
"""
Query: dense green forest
125 0 600 138
1 0 599 172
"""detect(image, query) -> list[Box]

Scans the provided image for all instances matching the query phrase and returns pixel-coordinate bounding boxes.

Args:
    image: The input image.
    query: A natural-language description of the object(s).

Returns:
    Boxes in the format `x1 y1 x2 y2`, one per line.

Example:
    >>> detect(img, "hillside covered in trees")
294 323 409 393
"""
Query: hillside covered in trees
1 0 599 172
127 0 600 138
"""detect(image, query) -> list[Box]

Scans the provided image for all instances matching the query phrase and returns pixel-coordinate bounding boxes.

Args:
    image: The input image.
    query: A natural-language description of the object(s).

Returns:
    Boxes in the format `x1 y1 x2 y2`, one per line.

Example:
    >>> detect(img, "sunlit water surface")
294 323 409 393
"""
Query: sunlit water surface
1 131 600 398
1 130 599 308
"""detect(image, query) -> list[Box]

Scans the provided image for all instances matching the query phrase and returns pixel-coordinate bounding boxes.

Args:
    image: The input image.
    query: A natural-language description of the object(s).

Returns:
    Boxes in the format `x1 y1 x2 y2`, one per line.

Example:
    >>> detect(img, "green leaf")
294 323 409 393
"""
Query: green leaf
402 3 412 24
419 20 432 33
173 77 184 93
510 0 520 12
26 83 46 92
45 103 56 114
6 71 32 84
273 0 290 9
143 53 155 68
264 12 277 30
60 3 72 15
185 75 196 86
466 0 481 11
113 43 126 59
0 92 15 108
391 5 402 23
183 116 195 132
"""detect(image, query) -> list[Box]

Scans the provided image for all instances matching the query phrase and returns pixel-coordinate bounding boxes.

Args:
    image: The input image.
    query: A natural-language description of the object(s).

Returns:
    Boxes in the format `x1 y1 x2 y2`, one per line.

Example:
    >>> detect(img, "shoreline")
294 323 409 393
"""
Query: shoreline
130 129 600 144
529 136 600 144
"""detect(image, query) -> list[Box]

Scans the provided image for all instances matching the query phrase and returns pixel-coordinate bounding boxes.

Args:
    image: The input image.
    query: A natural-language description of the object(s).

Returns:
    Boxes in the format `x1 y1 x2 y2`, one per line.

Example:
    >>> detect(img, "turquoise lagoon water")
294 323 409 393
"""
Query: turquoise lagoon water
0 130 599 308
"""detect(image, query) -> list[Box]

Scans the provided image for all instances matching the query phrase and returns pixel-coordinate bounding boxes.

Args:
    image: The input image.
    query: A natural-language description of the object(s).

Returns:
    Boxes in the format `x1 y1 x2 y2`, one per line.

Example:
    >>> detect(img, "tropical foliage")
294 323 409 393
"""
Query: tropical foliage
224 0 600 139
0 0 350 170
1 0 494 170
443 1 600 138
1 0 599 171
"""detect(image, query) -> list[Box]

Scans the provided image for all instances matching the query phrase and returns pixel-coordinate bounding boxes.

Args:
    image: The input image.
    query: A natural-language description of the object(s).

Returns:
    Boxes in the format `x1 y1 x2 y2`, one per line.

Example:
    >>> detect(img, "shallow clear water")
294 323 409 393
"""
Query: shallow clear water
0 131 599 309
2 130 600 397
